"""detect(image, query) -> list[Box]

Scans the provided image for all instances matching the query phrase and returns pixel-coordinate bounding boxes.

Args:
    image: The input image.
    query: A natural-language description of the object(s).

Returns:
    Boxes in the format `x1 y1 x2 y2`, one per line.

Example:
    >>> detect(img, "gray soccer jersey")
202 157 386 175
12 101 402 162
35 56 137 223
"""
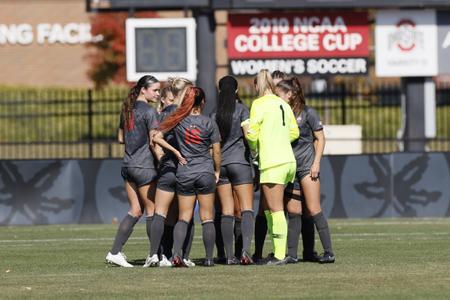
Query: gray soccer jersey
211 102 250 166
173 114 221 176
291 106 323 171
119 101 158 168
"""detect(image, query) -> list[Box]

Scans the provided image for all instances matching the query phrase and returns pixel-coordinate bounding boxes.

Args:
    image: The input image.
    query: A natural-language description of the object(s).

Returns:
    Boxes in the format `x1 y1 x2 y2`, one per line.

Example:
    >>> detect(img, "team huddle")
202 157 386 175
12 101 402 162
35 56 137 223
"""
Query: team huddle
105 69 335 268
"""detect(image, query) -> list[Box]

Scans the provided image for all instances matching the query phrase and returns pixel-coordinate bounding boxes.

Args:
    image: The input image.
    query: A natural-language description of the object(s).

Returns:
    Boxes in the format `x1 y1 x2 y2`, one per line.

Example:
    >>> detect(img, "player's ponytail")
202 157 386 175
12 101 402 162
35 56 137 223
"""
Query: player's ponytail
216 76 238 144
276 76 305 116
122 75 158 131
159 86 205 132
255 69 275 97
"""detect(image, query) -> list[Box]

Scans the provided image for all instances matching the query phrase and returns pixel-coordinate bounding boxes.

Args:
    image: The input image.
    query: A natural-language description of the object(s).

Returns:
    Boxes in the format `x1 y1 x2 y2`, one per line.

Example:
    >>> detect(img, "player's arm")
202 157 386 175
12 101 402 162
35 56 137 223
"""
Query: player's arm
311 130 325 180
212 142 221 183
246 102 262 151
117 128 124 144
152 131 187 165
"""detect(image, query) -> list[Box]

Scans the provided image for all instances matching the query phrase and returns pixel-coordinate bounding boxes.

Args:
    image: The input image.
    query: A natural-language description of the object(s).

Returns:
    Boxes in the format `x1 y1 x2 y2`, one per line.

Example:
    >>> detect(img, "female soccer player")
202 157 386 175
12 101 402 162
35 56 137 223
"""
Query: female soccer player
246 69 299 265
158 86 221 267
211 75 254 265
106 75 161 267
145 78 197 267
276 77 335 264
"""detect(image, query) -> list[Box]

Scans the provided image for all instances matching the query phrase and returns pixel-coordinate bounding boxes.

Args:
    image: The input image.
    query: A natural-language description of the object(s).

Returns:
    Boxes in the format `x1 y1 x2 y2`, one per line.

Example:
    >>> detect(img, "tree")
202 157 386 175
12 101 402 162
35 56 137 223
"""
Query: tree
86 11 157 88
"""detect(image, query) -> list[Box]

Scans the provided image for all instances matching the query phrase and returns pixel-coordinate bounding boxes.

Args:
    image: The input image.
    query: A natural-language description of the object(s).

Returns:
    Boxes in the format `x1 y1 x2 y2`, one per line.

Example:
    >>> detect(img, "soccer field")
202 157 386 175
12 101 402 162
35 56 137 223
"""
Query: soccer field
1 218 450 299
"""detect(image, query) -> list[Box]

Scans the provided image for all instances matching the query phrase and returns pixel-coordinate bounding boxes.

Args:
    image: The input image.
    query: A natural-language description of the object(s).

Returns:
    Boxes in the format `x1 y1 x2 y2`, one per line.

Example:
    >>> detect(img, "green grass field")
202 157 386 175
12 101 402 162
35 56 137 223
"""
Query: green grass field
1 218 450 299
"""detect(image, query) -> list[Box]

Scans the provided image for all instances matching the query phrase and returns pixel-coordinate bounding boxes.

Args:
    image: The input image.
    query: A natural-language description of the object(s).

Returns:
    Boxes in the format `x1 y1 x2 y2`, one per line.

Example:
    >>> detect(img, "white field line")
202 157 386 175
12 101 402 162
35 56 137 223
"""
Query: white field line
1 231 449 244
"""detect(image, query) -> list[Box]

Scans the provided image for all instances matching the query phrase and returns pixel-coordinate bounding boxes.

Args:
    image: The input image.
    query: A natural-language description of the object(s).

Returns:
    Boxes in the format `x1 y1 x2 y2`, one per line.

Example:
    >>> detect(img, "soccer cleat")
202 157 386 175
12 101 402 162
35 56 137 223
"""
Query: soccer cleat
240 251 254 265
284 255 299 264
120 252 128 260
303 251 322 262
215 256 227 265
172 255 187 268
159 255 172 267
226 257 240 265
319 252 335 264
266 257 287 266
183 258 196 267
204 258 215 267
143 254 159 267
106 252 133 268
251 254 263 265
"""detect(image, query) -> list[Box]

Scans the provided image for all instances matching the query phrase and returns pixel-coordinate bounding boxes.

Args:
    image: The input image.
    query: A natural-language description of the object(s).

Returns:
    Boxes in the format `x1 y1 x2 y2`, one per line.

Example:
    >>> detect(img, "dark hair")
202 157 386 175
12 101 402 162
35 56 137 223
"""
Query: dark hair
276 77 305 116
159 86 205 132
122 75 158 130
216 76 238 143
271 70 287 80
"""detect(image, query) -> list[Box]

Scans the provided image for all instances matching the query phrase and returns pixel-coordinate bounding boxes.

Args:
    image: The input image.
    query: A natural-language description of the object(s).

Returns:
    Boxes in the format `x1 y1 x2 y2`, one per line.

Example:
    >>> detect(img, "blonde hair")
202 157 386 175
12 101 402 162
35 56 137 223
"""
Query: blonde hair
255 69 275 97
167 77 193 106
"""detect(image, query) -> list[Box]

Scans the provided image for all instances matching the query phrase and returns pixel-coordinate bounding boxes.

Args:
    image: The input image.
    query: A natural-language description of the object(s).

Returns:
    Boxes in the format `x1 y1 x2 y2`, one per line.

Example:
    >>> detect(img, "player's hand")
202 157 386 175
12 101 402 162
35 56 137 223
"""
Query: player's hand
175 151 187 165
215 170 220 183
310 162 320 181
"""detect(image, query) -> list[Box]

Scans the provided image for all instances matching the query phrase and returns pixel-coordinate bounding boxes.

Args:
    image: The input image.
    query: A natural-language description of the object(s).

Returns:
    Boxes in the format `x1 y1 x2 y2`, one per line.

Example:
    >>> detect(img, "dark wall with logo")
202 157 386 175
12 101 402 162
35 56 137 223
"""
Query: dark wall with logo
1 153 449 225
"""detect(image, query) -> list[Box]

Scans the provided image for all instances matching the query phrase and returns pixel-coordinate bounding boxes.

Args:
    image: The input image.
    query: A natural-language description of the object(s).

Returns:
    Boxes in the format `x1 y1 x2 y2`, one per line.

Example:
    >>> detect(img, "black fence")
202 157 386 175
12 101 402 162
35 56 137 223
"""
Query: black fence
0 83 449 159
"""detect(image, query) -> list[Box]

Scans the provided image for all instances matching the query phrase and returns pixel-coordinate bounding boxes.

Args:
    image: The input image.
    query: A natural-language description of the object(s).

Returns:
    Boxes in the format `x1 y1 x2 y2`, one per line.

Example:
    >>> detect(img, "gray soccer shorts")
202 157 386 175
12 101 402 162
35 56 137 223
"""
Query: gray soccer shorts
176 172 216 196
217 163 253 186
121 167 158 187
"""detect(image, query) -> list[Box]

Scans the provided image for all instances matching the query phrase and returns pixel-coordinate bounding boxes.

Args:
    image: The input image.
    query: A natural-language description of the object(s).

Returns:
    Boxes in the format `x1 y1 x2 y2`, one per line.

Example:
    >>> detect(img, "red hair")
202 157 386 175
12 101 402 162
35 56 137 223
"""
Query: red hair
159 86 205 132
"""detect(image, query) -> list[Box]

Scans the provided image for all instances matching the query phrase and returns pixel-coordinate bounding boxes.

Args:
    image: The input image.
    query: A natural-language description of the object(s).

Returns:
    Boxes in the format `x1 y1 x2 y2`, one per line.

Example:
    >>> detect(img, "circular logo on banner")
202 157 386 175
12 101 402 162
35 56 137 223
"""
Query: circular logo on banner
389 19 424 52
341 154 450 218
95 160 129 223
0 161 84 225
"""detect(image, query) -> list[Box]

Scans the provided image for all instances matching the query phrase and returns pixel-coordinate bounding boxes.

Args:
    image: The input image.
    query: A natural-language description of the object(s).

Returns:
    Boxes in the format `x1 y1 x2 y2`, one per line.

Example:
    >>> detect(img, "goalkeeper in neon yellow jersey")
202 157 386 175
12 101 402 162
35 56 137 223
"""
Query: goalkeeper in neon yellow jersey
245 69 299 265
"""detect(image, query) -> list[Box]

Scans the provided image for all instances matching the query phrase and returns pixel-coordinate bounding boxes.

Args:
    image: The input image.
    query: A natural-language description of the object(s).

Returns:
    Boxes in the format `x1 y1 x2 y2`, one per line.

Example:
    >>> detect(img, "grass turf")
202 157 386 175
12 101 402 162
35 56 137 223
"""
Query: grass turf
1 218 450 299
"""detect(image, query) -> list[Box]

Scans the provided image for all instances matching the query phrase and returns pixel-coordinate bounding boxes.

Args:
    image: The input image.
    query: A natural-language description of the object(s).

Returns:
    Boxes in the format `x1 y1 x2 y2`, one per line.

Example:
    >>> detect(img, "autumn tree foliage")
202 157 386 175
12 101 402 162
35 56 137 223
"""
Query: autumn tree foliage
86 12 157 88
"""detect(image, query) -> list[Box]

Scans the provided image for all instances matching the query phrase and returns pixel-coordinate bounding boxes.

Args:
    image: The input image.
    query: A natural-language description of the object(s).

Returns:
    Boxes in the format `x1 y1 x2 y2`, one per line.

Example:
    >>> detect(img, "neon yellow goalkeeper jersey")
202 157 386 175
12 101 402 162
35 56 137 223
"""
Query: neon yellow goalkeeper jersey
246 94 299 170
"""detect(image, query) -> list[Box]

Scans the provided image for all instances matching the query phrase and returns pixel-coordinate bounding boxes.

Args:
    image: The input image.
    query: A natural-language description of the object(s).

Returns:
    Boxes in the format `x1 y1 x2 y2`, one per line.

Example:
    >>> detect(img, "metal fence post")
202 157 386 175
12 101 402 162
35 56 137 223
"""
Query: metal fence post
340 83 347 125
87 89 93 158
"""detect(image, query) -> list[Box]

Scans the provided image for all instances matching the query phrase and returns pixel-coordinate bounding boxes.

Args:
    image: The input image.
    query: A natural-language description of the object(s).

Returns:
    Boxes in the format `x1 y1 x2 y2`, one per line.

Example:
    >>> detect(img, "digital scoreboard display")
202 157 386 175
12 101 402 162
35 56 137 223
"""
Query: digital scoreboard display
126 18 196 82
135 28 187 73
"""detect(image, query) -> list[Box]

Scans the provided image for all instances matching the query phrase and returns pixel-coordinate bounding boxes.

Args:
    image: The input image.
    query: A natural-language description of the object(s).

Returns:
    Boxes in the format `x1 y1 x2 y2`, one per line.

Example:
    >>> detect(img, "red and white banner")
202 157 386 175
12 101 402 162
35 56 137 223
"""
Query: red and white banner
227 12 369 60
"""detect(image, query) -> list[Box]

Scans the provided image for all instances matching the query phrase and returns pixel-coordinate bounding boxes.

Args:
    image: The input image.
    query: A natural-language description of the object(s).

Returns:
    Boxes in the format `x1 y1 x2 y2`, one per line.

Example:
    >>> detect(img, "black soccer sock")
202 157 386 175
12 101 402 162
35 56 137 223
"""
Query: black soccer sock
173 220 189 258
221 215 235 259
149 214 165 256
287 213 302 259
146 215 154 245
202 221 216 260
182 220 195 259
161 224 174 259
234 217 243 258
111 213 139 254
214 211 225 258
313 212 333 255
253 214 267 259
241 210 254 255
301 215 316 256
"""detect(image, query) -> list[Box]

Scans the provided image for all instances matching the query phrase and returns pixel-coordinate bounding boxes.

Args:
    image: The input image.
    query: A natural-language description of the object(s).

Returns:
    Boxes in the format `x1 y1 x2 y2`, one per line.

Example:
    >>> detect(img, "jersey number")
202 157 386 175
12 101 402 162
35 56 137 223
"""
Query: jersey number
279 105 285 126
185 128 201 144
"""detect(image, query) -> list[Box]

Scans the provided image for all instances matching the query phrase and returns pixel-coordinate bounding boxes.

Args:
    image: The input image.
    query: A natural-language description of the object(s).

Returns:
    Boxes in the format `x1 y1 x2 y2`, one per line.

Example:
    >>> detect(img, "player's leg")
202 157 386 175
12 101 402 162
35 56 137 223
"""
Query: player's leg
233 190 243 259
106 175 142 267
228 163 254 264
284 183 302 264
301 175 335 263
262 183 286 262
197 173 218 267
253 191 268 263
216 182 237 264
261 162 296 265
146 187 175 267
171 194 196 267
